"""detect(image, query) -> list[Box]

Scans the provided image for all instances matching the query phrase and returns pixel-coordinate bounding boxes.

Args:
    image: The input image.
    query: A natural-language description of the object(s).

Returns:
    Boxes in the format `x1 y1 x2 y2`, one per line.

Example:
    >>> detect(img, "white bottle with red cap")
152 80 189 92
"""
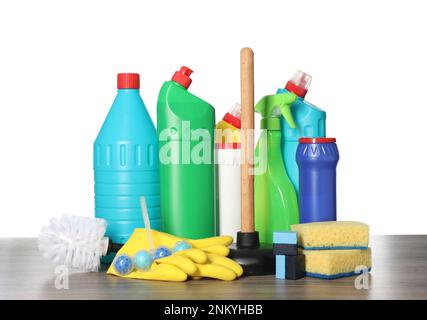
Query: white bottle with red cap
215 103 241 237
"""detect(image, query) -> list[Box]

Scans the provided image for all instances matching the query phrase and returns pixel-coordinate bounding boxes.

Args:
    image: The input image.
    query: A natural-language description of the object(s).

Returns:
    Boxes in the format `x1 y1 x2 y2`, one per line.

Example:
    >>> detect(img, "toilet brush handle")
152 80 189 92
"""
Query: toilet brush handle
240 47 255 233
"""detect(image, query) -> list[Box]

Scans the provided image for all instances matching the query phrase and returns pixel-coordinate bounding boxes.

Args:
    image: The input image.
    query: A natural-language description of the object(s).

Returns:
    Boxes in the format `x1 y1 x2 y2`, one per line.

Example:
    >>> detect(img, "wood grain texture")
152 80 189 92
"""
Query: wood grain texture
1 236 427 300
240 47 255 233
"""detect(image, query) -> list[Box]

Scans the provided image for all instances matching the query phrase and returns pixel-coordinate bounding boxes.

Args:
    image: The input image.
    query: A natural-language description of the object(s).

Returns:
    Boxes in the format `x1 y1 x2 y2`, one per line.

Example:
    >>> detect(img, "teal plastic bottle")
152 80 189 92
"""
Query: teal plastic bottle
277 70 326 193
94 73 160 248
157 66 215 239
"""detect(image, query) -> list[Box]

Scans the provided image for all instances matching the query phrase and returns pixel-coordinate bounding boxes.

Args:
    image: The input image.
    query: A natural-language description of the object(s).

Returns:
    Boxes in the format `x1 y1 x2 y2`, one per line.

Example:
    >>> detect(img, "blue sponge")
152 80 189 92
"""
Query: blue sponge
306 268 372 280
273 231 298 245
276 255 286 279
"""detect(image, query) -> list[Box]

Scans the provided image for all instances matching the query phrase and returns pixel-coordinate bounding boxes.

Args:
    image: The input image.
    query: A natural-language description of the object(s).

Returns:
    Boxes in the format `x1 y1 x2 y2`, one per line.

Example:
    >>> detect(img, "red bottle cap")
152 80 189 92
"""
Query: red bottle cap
285 81 308 98
172 66 193 89
285 70 312 98
117 73 140 89
223 113 241 129
299 137 336 144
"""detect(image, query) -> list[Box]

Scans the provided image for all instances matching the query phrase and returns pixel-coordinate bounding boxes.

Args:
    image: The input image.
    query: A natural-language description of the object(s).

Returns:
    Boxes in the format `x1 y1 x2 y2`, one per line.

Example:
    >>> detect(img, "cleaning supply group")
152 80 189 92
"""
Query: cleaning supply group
38 50 372 282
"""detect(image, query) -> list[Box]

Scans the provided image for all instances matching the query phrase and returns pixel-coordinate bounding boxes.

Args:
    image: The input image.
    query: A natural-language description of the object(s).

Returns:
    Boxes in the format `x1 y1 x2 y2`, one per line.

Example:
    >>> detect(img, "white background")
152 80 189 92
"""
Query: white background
0 0 426 236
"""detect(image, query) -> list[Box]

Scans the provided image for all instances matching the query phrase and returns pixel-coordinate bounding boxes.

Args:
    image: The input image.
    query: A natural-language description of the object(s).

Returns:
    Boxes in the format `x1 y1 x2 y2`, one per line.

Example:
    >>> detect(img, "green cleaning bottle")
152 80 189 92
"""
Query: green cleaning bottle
157 66 215 239
254 93 299 244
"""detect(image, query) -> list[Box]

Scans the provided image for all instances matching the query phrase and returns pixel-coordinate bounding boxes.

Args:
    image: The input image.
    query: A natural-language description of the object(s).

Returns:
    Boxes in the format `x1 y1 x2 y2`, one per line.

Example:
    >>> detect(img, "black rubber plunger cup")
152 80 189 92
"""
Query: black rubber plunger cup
229 232 275 276
228 48 274 276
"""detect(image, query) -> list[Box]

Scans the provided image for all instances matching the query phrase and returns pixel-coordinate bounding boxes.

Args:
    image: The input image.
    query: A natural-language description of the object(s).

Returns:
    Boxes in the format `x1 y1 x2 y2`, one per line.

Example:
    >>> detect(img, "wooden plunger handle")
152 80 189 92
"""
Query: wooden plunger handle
240 47 255 233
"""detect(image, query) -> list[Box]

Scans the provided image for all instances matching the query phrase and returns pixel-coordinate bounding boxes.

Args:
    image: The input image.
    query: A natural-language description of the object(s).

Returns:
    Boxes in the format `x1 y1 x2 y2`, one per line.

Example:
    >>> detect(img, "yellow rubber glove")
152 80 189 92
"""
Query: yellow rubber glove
118 262 188 282
107 229 242 282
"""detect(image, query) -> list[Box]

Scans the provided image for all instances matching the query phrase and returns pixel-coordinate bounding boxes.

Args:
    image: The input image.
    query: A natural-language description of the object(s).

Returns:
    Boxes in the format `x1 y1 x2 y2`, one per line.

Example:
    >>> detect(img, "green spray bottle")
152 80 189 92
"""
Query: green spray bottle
254 93 299 244
157 66 215 239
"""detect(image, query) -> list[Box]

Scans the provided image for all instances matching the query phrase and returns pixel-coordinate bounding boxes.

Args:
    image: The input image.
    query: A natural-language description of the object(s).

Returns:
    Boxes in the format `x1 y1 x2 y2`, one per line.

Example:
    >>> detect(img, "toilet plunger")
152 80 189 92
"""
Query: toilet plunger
228 47 275 275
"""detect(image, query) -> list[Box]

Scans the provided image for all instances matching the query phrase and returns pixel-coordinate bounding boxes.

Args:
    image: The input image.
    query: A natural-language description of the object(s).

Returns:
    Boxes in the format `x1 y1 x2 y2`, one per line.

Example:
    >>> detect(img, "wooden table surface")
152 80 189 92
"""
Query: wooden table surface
1 235 426 300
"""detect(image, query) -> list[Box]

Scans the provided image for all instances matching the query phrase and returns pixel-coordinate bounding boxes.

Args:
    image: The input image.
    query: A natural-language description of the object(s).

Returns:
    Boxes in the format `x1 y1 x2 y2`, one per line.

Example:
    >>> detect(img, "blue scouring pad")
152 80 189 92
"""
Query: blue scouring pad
306 268 372 280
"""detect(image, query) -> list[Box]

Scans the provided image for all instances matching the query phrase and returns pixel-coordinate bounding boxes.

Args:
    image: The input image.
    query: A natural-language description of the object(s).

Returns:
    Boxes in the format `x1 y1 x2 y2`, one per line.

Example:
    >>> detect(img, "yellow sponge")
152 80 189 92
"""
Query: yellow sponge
291 221 369 250
303 248 372 279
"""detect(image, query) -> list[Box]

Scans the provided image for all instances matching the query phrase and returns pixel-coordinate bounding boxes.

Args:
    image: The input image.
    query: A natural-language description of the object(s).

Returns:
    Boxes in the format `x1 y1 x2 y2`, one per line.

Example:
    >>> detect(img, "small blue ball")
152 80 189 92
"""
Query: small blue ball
173 241 192 252
154 246 172 260
113 254 134 275
134 250 153 271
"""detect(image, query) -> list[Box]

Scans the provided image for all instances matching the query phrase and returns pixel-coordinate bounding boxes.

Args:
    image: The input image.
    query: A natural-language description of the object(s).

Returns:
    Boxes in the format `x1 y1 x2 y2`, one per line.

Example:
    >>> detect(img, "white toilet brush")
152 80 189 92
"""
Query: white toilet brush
38 214 121 272
38 197 154 272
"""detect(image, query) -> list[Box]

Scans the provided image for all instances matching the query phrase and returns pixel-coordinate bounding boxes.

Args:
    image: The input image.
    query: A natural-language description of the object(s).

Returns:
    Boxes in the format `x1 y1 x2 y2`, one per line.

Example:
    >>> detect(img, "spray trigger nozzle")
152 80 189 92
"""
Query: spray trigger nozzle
255 93 297 129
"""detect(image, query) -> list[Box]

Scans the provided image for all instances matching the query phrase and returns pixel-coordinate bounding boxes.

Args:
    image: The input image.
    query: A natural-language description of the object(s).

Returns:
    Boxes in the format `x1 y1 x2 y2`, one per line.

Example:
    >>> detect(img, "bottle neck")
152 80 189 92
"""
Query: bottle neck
117 88 140 94
279 88 304 102
285 81 307 99
260 118 281 130
170 80 186 89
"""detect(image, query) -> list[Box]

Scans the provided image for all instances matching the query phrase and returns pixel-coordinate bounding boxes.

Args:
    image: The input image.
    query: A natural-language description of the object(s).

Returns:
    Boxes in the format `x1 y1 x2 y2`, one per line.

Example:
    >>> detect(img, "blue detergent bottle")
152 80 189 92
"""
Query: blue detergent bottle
297 137 339 223
277 70 326 193
94 73 160 249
